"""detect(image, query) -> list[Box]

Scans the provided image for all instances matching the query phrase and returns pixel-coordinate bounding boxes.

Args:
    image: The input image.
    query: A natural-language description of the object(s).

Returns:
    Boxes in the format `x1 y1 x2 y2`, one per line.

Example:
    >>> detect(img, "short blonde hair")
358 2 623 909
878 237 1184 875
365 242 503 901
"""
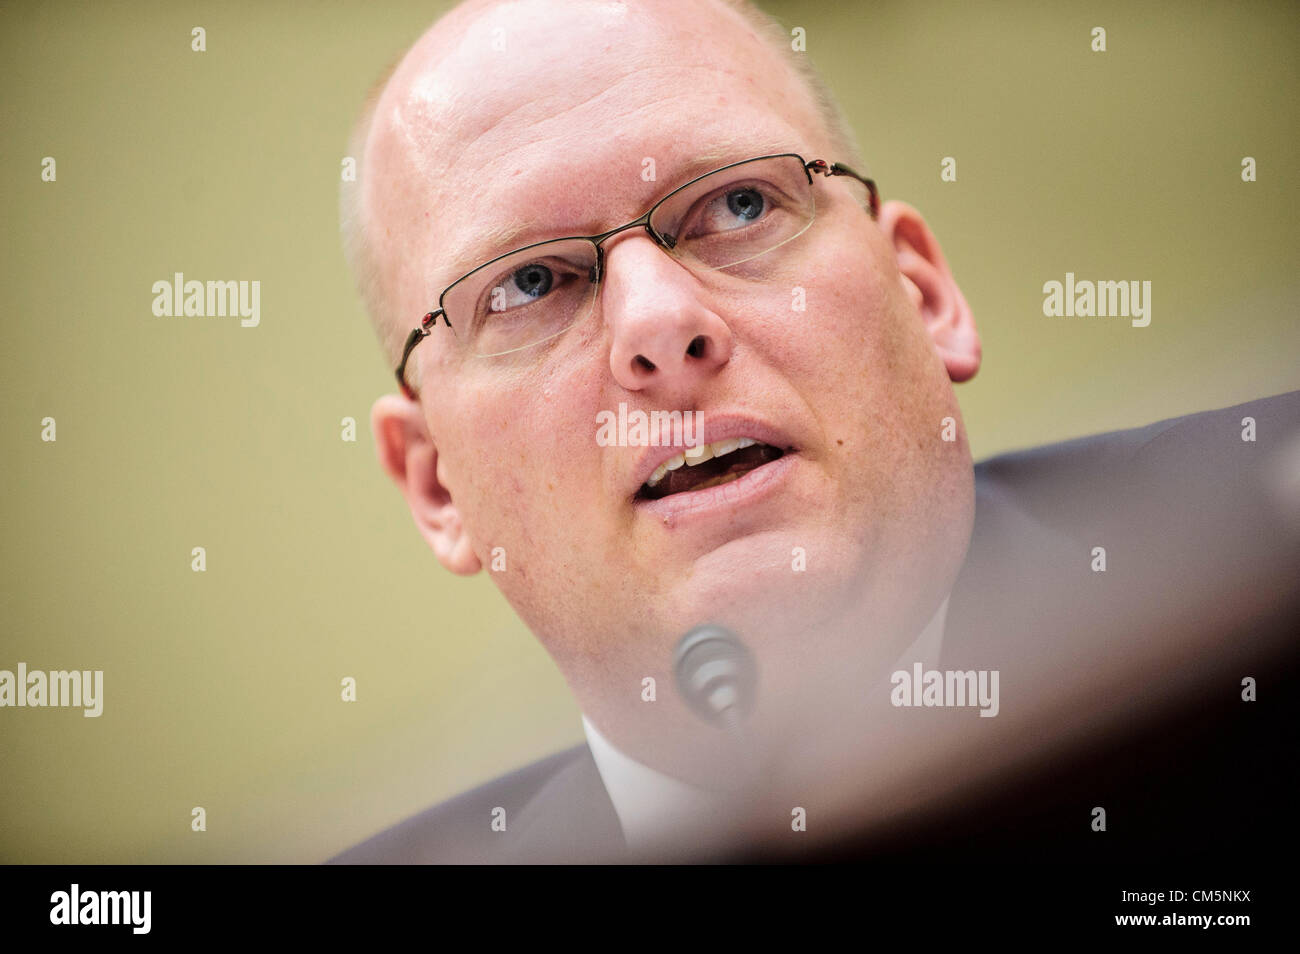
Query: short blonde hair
341 0 864 367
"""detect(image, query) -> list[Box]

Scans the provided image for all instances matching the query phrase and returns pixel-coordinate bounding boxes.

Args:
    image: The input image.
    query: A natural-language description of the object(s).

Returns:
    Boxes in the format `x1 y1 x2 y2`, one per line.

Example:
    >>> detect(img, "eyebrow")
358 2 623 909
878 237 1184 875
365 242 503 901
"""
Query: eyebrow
439 138 802 285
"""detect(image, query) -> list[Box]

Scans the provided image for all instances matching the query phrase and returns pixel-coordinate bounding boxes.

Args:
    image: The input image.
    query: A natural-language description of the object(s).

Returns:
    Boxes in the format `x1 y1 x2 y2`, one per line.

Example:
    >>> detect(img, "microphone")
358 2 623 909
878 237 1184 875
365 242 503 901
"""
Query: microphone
672 623 758 734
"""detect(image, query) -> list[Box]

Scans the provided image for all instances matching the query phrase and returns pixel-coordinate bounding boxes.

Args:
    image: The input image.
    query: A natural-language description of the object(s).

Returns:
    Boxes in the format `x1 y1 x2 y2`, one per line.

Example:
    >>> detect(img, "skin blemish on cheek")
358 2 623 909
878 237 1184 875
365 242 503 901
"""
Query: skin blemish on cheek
837 439 844 446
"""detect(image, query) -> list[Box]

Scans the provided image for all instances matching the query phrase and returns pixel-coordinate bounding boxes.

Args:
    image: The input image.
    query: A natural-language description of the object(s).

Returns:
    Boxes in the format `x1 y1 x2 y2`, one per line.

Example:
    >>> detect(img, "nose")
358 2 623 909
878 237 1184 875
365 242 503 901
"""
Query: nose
601 235 733 395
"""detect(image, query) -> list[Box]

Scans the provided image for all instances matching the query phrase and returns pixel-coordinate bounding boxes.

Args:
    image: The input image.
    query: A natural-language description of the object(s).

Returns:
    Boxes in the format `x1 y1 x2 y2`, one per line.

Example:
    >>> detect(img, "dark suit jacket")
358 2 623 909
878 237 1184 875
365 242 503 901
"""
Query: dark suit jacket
331 391 1300 864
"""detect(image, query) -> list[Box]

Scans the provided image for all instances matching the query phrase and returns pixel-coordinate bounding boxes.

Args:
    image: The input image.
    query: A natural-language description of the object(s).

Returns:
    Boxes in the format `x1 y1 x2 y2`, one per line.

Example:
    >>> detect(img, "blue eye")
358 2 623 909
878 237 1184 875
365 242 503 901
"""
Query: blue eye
682 183 776 238
726 188 764 221
513 264 553 298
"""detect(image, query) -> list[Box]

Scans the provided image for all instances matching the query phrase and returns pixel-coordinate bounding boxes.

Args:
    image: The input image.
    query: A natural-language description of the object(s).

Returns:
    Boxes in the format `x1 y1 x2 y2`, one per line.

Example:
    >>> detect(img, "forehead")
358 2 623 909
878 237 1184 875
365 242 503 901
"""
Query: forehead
364 0 827 294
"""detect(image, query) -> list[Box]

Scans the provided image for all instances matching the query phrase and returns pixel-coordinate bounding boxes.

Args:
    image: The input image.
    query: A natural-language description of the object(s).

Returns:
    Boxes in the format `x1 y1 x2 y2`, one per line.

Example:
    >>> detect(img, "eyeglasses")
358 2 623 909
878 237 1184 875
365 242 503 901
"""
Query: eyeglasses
395 153 878 399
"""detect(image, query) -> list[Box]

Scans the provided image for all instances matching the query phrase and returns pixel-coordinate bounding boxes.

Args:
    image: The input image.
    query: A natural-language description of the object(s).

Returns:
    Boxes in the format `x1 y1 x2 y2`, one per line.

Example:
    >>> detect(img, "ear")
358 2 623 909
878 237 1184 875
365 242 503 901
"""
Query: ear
371 394 482 575
879 200 981 383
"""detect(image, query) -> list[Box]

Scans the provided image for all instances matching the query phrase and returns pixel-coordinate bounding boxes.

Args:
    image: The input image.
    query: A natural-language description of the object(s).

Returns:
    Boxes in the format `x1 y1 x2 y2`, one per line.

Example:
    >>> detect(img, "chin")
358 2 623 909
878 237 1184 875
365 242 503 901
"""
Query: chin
664 531 876 644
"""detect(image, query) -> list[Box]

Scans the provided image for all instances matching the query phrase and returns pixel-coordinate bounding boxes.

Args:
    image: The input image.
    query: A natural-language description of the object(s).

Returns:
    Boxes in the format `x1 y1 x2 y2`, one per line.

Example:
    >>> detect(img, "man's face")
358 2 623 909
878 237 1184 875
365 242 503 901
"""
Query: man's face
365 0 977 714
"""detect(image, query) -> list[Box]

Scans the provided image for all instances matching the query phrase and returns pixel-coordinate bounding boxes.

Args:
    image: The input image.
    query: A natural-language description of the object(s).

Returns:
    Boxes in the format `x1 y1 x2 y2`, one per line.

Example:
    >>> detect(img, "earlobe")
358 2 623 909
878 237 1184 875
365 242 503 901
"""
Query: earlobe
371 394 483 575
879 200 981 383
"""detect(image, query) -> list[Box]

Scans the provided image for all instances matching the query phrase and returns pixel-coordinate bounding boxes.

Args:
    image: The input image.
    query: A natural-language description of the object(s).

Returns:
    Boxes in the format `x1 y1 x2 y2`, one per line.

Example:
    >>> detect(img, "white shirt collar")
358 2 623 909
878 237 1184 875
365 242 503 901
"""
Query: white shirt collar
582 598 948 853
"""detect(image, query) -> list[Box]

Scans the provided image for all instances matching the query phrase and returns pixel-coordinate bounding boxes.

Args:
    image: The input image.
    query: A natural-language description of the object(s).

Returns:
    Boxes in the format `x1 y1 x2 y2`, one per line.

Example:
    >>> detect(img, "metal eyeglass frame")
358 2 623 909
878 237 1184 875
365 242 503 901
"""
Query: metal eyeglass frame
395 153 878 399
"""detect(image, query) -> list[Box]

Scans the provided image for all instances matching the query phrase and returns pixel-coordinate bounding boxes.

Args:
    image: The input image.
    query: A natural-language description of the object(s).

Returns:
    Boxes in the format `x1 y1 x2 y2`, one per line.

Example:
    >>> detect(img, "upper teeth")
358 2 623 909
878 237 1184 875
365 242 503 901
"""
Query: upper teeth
646 437 758 487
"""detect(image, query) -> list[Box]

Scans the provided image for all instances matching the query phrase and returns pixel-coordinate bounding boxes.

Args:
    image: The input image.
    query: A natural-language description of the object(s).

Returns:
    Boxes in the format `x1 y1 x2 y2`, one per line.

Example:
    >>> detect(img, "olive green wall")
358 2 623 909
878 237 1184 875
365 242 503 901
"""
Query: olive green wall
1 0 1295 862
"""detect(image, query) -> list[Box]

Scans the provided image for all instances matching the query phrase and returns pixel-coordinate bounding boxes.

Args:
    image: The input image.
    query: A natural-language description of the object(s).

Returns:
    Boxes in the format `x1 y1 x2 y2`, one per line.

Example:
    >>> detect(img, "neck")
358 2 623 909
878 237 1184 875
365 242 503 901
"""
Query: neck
577 596 951 857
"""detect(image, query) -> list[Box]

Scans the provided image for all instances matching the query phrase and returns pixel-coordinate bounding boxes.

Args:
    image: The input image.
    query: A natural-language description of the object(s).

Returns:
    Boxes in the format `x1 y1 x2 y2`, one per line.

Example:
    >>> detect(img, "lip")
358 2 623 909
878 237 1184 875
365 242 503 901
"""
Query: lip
635 449 798 525
627 412 799 513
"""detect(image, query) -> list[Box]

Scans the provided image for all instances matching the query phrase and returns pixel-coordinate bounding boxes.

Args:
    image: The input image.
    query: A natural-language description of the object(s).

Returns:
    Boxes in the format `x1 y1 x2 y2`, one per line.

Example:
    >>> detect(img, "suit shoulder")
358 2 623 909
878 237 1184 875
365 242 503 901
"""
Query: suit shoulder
326 744 590 864
972 390 1300 533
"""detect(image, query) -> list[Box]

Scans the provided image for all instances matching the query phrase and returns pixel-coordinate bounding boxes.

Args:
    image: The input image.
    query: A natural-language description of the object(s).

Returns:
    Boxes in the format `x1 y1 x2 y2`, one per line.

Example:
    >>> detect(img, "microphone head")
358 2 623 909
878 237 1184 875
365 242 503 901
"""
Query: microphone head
673 624 758 727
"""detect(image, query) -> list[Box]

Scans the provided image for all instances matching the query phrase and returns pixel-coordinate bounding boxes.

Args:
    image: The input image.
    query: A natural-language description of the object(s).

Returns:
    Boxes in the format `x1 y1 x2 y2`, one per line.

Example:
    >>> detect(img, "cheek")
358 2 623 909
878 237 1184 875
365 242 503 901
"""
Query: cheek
789 224 961 490
790 228 915 390
438 405 528 547
436 363 606 559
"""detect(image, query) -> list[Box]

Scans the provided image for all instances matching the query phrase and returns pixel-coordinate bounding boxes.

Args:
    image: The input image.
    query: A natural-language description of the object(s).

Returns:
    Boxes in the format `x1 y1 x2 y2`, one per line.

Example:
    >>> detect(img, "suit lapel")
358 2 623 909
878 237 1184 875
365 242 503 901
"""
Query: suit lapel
508 743 629 862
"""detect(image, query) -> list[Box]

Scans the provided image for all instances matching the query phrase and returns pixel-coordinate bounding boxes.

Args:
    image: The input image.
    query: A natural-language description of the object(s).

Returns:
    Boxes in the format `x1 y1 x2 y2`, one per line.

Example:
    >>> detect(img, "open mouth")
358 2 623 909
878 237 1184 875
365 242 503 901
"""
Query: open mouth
636 438 787 501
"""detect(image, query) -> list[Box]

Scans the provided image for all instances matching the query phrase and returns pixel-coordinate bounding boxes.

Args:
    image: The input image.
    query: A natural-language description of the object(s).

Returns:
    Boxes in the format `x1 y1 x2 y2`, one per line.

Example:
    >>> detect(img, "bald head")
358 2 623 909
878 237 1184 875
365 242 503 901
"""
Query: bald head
340 0 863 367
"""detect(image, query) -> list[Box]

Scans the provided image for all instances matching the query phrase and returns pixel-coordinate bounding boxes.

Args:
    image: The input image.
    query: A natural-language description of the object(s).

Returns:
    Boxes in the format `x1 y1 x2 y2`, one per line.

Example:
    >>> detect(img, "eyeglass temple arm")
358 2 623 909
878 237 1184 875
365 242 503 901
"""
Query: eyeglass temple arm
395 309 450 400
806 159 879 219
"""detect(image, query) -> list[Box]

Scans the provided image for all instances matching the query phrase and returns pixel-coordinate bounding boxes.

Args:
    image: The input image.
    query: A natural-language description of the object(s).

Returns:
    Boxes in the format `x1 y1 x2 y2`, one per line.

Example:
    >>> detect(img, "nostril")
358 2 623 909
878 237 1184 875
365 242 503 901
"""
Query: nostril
635 354 656 372
686 335 707 359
